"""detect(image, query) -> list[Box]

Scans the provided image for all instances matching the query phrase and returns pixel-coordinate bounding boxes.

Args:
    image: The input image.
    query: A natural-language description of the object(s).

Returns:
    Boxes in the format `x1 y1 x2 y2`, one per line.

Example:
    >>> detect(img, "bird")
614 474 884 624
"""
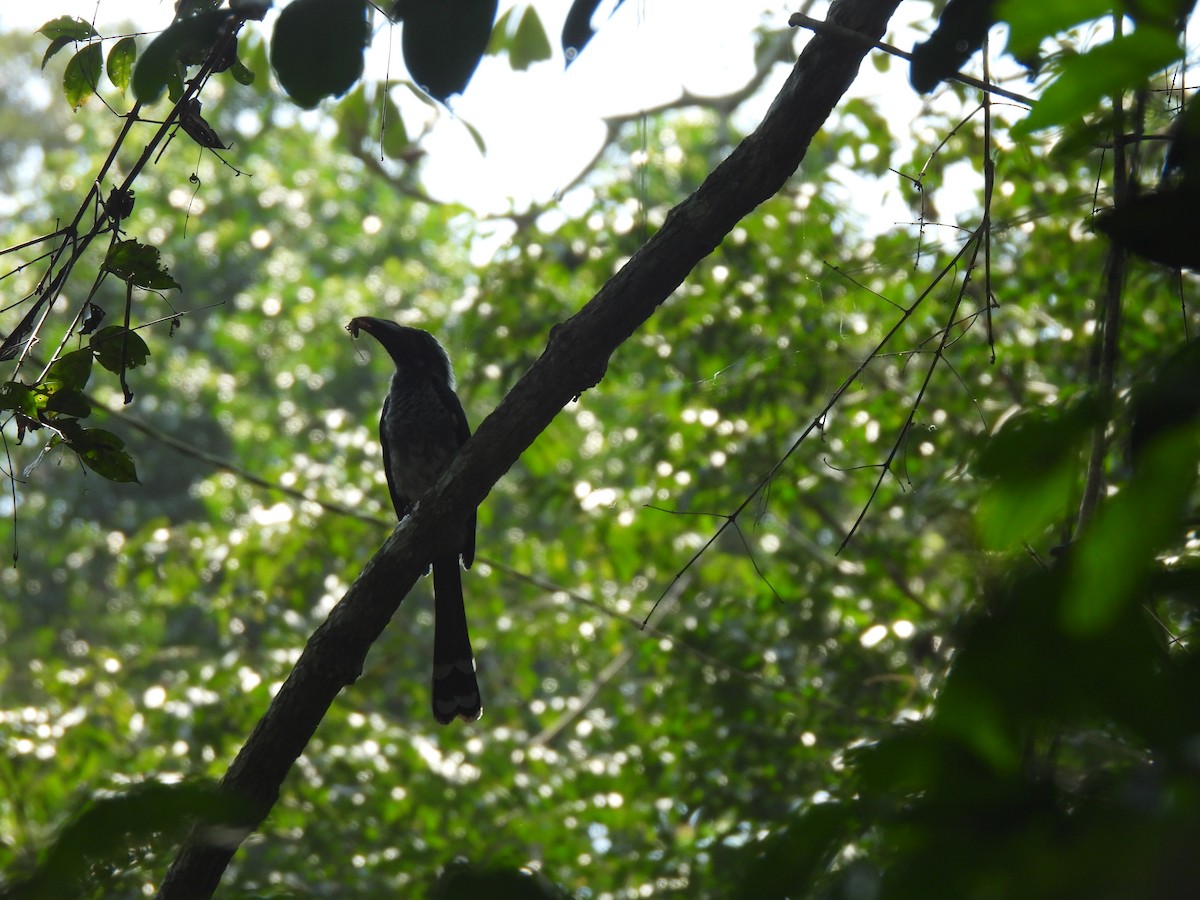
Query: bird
347 316 482 724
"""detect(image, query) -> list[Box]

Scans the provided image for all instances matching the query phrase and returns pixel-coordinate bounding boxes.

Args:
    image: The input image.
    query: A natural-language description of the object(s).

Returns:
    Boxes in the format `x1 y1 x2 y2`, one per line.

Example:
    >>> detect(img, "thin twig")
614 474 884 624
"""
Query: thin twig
981 40 997 358
837 230 985 554
789 12 1035 107
645 234 980 623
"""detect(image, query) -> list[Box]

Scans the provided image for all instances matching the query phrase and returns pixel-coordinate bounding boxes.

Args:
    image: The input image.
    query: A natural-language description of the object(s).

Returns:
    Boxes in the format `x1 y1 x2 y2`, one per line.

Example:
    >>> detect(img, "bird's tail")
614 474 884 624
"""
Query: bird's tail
431 558 483 724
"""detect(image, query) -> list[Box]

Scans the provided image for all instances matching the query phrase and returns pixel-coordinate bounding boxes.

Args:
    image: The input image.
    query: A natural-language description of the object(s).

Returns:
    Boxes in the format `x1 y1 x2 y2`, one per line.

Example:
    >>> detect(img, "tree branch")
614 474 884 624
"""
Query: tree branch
154 0 904 895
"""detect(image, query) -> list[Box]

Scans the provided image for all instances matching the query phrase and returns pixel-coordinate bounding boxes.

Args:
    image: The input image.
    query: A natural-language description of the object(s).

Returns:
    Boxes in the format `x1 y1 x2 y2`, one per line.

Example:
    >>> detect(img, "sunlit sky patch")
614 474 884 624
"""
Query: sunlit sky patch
1 0 971 230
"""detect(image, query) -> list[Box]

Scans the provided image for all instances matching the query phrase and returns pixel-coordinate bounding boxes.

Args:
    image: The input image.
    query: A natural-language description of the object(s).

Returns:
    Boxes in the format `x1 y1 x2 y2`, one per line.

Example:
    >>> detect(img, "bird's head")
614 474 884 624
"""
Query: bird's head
347 317 455 387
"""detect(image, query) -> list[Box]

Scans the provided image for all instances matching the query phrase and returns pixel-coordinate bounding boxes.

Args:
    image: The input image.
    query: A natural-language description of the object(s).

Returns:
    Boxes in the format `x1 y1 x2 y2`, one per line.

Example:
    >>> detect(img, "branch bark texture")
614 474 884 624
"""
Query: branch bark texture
156 0 902 894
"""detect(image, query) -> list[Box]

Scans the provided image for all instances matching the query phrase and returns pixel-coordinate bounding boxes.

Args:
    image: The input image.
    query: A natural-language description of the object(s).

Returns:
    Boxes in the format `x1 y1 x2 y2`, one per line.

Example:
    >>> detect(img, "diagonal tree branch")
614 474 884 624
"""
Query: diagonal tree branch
155 1 903 895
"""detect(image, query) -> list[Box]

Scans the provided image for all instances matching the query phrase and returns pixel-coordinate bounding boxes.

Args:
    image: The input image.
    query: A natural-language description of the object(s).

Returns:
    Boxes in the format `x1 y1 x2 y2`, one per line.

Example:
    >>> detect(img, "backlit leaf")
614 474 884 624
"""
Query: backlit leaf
510 6 551 71
106 37 137 94
63 43 103 110
46 348 95 392
90 326 151 374
401 0 497 102
133 9 228 103
271 0 369 108
103 239 181 290
38 16 99 69
1015 27 1182 135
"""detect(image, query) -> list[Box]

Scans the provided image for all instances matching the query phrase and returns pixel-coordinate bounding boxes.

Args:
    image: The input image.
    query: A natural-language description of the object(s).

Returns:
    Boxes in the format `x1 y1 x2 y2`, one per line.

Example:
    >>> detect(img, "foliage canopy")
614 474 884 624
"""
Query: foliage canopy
1 0 1199 897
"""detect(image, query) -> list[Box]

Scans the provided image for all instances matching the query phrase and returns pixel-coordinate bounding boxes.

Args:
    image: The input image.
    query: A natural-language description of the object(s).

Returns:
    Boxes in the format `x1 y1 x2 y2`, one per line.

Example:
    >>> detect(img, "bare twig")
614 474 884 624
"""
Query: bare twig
1076 15 1133 533
789 11 1036 107
837 230 985 554
647 232 978 623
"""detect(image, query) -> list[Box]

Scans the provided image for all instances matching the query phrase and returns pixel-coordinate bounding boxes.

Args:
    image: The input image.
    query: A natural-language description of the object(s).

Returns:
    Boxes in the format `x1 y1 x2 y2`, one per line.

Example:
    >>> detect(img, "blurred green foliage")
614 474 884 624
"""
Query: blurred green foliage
1 3 1199 898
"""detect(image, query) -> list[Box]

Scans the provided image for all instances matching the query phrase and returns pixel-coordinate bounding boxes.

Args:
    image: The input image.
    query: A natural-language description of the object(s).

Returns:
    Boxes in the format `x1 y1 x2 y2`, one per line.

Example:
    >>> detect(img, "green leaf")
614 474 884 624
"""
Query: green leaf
1063 425 1198 635
460 116 487 155
487 5 553 71
46 348 95 392
235 27 272 97
401 0 498 102
90 326 151 375
38 15 100 40
103 239 181 290
227 56 256 86
1014 27 1183 135
165 68 187 104
271 0 369 108
485 6 514 56
65 426 140 483
63 43 103 110
5 782 245 897
132 10 228 103
106 37 137 94
975 403 1096 551
42 36 77 70
381 93 410 158
510 6 552 71
997 0 1112 58
1000 0 1189 56
43 388 92 419
0 381 37 418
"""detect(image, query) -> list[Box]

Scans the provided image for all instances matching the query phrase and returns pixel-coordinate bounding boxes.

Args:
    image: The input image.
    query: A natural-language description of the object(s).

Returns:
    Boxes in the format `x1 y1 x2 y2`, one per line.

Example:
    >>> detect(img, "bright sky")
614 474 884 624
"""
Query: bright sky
1 1 942 225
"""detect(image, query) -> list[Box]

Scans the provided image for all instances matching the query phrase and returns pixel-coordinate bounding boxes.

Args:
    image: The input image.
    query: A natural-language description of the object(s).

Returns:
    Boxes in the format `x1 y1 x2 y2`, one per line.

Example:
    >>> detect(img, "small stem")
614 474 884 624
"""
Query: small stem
789 11 1035 106
1076 13 1131 533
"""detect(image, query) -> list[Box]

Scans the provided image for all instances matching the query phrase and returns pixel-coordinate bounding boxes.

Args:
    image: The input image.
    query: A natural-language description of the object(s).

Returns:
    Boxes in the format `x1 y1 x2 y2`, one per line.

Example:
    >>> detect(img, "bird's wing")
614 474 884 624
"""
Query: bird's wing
380 394 412 520
430 378 471 450
430 379 476 569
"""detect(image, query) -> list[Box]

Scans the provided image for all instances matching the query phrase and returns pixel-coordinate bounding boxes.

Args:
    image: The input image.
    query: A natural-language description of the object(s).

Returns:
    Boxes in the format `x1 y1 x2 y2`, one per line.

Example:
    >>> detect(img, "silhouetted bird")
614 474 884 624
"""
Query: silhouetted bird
348 316 482 724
